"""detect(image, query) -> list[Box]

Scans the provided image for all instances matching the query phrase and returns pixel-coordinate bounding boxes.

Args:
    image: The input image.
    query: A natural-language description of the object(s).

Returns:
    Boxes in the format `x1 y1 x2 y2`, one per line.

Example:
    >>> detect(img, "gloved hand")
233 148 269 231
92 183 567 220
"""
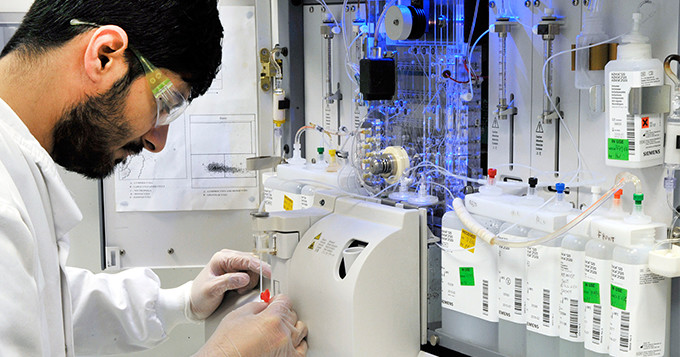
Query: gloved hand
191 249 272 320
197 294 308 357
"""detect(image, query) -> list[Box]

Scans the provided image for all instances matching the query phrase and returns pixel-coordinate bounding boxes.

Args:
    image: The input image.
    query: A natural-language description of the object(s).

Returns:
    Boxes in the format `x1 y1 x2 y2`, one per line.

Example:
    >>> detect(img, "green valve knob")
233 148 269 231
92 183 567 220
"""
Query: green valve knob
633 193 644 204
317 147 324 154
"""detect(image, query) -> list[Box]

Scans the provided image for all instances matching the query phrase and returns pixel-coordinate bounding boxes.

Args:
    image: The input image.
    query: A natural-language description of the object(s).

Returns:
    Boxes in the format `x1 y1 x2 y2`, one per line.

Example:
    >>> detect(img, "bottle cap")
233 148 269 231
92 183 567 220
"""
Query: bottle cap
488 168 497 178
317 147 324 154
633 193 644 204
528 177 538 188
555 183 565 193
614 189 623 199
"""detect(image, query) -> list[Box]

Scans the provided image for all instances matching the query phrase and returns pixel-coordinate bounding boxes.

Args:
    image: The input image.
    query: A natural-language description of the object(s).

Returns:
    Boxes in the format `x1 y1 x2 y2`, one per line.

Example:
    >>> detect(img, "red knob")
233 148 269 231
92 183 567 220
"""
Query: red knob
260 289 271 303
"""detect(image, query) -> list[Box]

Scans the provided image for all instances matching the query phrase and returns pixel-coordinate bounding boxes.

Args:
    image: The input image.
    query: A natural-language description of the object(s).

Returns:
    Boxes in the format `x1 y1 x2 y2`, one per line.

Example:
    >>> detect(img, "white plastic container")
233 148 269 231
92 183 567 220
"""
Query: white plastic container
263 177 306 212
604 13 664 168
559 233 588 357
583 238 615 357
439 212 499 351
610 229 670 357
497 223 529 357
300 185 317 208
525 229 562 357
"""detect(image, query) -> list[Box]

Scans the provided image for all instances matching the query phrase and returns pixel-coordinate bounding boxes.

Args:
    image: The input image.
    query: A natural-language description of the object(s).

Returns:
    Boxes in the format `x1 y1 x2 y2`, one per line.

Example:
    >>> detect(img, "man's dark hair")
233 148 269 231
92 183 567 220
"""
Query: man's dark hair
1 0 223 100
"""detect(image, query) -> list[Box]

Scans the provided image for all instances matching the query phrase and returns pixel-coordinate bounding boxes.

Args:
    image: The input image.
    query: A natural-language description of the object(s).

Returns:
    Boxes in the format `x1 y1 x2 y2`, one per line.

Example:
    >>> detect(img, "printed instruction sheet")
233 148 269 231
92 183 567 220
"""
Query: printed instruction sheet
114 5 260 211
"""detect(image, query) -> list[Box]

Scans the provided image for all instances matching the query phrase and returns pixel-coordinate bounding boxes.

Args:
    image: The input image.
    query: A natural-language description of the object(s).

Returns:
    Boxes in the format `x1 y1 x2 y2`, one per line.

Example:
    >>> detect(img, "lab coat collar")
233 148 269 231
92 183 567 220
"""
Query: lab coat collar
0 98 83 240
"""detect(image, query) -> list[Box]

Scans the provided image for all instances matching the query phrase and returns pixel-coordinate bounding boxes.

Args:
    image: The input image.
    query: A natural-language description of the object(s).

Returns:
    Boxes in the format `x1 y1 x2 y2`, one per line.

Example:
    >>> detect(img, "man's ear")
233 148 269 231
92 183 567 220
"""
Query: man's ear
82 25 129 84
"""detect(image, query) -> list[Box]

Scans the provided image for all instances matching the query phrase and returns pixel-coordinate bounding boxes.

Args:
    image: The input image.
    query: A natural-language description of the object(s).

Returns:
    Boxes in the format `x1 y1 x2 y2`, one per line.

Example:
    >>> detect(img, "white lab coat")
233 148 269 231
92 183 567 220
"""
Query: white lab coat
0 98 196 356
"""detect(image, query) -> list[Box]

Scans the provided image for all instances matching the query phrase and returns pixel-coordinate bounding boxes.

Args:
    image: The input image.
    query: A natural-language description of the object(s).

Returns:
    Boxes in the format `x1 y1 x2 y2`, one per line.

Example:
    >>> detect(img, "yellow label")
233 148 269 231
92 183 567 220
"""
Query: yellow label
307 241 315 250
283 195 293 211
460 229 476 254
314 233 321 240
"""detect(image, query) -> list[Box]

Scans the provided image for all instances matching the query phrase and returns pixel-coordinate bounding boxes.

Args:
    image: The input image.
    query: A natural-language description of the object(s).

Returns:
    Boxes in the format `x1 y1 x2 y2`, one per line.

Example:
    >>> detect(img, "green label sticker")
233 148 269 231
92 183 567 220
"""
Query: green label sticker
459 267 475 286
608 138 629 161
611 284 628 310
583 282 600 304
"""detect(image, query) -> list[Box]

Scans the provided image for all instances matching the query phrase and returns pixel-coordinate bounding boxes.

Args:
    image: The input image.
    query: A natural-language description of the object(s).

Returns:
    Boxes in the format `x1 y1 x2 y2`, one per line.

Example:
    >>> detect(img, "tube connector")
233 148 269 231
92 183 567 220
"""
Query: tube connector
520 177 544 206
549 182 572 212
614 171 643 194
407 180 439 206
479 168 503 196
625 192 652 224
288 143 306 166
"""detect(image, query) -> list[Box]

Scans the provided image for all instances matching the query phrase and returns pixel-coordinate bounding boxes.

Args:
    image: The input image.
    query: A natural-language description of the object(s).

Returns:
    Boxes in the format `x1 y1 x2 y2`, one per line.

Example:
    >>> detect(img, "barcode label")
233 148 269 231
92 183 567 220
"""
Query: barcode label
542 289 551 325
482 280 489 313
626 115 635 155
592 305 602 344
514 278 523 314
569 299 579 338
619 311 631 352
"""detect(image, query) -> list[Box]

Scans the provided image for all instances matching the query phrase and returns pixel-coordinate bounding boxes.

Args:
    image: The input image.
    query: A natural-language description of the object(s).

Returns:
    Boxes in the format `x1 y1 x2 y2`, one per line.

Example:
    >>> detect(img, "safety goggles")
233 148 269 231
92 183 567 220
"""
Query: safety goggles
70 19 189 127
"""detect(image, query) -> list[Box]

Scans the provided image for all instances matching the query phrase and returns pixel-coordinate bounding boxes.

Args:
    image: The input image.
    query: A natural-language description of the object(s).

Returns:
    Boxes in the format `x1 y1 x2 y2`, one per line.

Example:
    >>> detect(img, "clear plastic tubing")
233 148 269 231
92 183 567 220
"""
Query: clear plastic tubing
273 126 283 157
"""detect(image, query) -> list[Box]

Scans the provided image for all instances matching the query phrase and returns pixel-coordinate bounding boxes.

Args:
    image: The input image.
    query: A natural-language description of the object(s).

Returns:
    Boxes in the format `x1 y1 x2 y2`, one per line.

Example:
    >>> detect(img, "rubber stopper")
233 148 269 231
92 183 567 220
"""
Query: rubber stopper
488 168 497 178
317 147 324 154
555 182 565 193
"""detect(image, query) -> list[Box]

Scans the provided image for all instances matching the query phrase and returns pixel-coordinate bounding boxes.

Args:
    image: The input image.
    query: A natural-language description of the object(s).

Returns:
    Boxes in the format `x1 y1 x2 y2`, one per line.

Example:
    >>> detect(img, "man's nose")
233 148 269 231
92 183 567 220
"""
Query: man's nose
142 125 169 153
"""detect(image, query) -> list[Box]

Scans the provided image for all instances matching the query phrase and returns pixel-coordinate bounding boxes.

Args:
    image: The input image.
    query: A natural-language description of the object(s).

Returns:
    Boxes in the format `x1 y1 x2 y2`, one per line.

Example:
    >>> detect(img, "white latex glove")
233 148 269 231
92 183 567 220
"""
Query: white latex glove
196 294 308 357
191 249 272 320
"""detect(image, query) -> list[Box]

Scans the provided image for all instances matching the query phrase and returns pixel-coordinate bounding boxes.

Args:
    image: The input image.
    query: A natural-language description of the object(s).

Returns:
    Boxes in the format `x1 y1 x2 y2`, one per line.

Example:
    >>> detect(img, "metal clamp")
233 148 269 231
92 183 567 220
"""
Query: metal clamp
534 14 562 41
492 18 517 36
628 85 671 115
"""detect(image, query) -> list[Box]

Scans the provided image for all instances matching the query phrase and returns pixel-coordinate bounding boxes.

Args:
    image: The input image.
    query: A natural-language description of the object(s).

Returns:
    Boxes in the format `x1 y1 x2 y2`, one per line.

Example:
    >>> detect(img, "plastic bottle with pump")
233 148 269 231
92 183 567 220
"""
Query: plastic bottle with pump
525 183 572 357
558 186 603 357
605 12 664 168
609 194 670 357
439 212 499 351
497 222 529 357
582 190 625 356
574 0 609 89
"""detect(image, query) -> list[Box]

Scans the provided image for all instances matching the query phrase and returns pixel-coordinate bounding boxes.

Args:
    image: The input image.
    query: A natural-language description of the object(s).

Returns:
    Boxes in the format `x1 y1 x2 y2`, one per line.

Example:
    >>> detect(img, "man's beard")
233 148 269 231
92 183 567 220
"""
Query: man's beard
51 72 145 179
